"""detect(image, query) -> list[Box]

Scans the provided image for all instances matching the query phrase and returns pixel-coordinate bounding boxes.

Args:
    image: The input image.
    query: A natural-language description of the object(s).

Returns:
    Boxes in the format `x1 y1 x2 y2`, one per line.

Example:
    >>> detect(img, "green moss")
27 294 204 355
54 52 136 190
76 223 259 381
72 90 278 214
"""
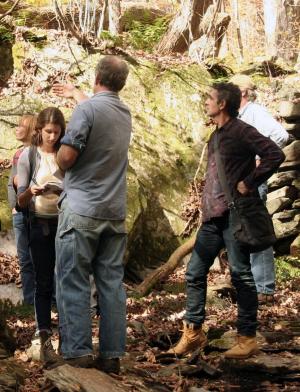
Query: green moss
1 300 34 319
163 282 186 294
20 0 68 7
25 0 56 5
275 256 300 284
15 10 43 27
126 17 170 51
0 25 14 43
0 170 12 230
12 42 26 70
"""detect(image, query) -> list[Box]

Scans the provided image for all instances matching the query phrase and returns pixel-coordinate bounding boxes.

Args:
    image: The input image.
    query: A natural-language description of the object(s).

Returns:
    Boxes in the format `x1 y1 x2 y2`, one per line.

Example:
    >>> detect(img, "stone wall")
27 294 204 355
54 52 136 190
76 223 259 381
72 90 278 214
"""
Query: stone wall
267 84 300 257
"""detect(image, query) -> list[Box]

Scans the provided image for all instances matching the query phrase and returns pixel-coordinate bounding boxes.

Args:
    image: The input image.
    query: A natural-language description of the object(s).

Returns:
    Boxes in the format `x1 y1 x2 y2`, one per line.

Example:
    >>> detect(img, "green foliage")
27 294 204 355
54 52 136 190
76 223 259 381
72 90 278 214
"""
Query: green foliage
98 30 122 46
0 25 14 43
25 0 68 5
126 17 169 51
1 299 35 319
275 256 300 284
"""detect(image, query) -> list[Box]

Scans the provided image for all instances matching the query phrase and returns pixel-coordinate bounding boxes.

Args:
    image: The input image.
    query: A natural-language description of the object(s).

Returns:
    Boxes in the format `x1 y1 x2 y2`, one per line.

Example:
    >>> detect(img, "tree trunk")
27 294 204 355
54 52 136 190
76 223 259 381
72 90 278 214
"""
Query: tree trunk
135 236 196 297
156 0 214 54
108 0 121 35
231 0 243 61
276 0 300 61
188 2 230 63
263 0 279 57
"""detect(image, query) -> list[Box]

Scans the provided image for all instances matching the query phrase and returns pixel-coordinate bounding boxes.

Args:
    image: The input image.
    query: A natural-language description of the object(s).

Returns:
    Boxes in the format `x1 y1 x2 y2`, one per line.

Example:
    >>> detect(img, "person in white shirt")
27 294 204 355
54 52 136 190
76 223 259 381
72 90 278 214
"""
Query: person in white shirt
230 74 289 305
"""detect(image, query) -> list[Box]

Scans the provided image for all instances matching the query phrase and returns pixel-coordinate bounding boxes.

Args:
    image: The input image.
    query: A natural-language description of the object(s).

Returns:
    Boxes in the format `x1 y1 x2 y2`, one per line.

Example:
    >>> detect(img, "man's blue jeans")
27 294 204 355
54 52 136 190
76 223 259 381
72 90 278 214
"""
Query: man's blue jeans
250 183 275 294
55 199 127 359
186 214 258 336
13 212 35 305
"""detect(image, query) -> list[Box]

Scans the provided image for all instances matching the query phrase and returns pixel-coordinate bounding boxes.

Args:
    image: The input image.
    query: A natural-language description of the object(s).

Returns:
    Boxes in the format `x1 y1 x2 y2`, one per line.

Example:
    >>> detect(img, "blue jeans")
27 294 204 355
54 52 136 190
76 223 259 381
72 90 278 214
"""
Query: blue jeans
55 199 127 359
186 214 258 336
29 217 57 332
13 212 35 305
250 183 275 294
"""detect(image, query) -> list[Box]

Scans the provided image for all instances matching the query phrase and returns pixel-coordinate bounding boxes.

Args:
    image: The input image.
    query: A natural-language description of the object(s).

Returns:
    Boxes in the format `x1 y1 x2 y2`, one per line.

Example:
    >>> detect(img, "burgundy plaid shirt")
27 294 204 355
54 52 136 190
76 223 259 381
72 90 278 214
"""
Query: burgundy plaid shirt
201 118 285 222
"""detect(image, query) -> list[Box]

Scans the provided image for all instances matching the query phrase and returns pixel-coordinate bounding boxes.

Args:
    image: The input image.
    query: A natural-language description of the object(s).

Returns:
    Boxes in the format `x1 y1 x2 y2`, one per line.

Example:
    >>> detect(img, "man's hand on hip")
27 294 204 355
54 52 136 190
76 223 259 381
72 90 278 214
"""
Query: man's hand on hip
237 181 249 195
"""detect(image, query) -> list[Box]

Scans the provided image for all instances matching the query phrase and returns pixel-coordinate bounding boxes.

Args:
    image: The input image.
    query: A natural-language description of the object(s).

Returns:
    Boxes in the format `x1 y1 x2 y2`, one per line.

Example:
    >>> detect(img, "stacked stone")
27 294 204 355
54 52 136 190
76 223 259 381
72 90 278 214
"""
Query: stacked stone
267 100 300 257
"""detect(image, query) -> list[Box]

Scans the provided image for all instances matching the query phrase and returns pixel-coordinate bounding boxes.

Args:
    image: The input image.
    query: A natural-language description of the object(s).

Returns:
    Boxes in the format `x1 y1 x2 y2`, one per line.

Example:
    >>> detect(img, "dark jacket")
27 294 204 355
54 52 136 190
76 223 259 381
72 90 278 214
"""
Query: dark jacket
201 117 285 222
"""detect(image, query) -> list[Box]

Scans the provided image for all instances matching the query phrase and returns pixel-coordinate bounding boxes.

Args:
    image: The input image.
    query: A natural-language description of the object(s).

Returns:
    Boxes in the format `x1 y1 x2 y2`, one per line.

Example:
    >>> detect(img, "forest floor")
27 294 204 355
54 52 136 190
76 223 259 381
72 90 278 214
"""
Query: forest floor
1 251 300 392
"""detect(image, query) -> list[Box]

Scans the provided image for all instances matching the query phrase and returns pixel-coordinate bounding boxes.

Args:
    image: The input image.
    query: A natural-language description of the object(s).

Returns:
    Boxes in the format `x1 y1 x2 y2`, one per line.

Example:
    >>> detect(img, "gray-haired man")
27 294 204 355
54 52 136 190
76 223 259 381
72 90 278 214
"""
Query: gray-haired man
55 56 132 373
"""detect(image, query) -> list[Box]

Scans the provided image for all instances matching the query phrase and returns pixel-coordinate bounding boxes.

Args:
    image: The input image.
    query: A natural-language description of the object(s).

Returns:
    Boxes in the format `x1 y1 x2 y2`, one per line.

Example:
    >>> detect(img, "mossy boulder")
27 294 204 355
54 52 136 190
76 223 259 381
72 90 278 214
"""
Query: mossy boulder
121 5 166 31
1 34 211 277
0 170 12 231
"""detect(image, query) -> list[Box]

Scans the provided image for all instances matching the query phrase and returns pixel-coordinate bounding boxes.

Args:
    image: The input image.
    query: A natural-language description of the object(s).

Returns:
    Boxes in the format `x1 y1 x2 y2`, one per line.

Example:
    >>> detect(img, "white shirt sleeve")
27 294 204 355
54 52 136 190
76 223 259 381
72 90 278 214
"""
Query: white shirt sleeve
240 102 289 148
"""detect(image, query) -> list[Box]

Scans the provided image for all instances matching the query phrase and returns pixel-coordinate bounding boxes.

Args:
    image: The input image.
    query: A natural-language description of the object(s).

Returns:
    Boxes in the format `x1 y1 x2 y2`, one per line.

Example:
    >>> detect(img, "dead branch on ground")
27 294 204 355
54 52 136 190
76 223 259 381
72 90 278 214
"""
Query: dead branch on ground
135 236 196 297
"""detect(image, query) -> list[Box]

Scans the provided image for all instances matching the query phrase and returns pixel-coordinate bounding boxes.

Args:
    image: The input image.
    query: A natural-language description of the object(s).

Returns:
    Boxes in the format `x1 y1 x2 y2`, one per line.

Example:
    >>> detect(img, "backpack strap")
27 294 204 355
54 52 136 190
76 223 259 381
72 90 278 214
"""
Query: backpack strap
28 145 37 181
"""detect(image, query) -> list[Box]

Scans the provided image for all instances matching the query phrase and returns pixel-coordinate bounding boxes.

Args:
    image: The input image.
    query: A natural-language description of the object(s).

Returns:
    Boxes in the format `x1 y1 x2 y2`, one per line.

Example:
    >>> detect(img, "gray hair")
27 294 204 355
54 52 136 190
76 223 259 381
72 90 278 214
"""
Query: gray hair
245 88 257 102
95 55 129 92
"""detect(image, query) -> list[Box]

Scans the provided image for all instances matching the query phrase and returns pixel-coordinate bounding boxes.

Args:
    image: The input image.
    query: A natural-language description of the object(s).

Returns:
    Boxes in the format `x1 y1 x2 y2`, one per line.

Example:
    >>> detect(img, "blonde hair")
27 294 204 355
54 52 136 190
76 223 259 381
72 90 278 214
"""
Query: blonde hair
19 114 38 144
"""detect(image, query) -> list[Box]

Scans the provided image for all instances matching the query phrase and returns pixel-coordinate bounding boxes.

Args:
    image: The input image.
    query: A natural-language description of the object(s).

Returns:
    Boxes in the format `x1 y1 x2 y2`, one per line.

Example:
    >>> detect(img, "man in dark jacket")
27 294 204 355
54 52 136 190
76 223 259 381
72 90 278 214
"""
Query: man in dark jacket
168 83 285 359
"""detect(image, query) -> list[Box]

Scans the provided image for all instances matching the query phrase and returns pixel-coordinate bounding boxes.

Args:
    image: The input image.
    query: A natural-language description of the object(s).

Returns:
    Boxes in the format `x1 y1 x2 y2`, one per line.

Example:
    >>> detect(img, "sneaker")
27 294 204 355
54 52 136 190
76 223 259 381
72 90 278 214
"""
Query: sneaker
93 357 120 374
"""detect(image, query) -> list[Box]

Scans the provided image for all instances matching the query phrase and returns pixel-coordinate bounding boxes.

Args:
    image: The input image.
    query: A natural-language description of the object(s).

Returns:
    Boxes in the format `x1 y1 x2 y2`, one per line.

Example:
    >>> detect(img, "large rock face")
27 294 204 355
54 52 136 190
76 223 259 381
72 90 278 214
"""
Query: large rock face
0 41 13 86
0 24 14 86
0 32 211 279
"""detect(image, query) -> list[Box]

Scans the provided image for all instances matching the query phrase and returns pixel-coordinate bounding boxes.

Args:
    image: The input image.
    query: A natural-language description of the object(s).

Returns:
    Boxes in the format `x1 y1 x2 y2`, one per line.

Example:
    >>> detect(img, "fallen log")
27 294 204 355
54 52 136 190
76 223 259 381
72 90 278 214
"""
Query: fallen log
42 364 127 392
135 236 196 297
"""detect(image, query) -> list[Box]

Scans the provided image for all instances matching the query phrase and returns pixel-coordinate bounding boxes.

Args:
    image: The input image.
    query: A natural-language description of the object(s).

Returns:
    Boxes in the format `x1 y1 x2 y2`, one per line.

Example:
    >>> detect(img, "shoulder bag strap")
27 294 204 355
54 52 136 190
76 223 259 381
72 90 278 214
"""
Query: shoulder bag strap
213 131 234 206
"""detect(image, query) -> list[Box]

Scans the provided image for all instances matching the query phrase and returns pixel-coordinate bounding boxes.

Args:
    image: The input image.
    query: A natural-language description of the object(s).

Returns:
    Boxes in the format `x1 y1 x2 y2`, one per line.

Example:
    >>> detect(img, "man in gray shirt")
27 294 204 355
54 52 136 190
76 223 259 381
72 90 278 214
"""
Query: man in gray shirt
55 56 132 373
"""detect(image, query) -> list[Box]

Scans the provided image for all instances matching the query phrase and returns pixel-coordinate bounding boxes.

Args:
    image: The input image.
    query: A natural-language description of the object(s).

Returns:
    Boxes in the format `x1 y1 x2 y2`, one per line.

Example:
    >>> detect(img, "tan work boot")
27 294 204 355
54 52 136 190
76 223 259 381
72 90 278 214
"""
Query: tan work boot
167 321 207 357
39 331 64 369
224 335 259 359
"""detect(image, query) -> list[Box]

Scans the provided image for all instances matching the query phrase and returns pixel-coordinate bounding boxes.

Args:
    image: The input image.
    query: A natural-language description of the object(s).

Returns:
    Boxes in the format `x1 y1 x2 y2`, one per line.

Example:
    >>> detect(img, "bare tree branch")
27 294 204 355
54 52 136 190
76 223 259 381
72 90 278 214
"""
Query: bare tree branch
0 0 21 22
54 0 90 45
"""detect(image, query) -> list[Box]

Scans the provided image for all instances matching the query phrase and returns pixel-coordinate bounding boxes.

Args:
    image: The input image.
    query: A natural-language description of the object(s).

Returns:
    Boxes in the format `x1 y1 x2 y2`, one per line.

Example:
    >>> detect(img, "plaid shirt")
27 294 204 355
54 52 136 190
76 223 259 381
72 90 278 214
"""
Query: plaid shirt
201 118 285 222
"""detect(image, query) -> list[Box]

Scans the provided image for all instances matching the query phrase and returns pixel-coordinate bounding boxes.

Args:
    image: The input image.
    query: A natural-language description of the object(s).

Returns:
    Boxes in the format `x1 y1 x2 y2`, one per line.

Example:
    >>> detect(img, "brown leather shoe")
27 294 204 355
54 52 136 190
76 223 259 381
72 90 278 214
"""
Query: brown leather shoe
167 321 207 357
65 355 94 368
93 357 120 374
257 293 274 306
224 335 259 359
39 331 65 369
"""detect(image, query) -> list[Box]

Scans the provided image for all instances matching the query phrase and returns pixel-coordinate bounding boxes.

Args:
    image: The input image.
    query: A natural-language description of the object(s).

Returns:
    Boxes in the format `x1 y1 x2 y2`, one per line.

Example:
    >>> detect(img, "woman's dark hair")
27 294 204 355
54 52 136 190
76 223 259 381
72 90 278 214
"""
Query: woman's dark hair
31 107 66 150
212 82 241 118
95 55 129 92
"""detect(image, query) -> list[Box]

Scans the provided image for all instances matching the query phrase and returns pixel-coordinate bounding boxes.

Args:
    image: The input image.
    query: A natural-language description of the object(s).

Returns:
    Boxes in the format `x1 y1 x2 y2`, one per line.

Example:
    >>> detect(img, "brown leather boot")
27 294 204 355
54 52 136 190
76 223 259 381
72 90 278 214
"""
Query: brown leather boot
257 293 274 306
167 321 207 357
39 331 64 369
224 335 259 359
